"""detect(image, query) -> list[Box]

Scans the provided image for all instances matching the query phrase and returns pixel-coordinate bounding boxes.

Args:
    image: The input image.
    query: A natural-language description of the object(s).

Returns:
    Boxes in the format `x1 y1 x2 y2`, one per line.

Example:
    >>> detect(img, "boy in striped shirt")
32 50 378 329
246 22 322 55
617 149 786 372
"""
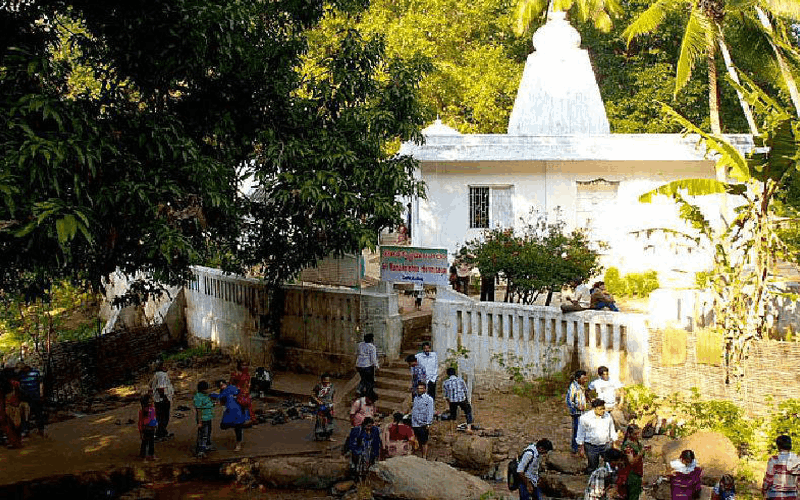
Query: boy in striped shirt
764 435 800 500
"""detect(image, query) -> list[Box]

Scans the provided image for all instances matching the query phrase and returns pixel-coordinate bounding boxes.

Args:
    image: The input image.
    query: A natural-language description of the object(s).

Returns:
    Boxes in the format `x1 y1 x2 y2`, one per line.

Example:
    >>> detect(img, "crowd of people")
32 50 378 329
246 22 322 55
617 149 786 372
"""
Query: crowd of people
336 337 476 479
525 366 800 500
137 359 256 460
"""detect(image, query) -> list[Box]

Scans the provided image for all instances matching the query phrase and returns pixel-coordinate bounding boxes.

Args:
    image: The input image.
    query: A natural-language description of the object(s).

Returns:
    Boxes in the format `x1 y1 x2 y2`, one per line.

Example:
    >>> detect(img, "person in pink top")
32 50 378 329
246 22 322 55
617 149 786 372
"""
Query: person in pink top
349 391 377 427
669 450 703 500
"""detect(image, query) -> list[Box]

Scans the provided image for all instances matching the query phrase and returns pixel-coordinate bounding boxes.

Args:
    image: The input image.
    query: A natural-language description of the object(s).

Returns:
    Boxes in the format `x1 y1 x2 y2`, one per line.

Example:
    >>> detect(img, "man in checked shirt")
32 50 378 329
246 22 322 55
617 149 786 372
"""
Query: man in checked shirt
443 367 473 433
763 435 800 500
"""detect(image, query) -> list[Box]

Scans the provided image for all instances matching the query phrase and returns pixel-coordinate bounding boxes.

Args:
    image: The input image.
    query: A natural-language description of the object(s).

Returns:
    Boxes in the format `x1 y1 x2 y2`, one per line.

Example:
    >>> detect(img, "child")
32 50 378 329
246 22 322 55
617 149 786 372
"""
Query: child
712 474 735 500
669 449 703 500
194 381 215 458
210 379 247 451
138 394 158 461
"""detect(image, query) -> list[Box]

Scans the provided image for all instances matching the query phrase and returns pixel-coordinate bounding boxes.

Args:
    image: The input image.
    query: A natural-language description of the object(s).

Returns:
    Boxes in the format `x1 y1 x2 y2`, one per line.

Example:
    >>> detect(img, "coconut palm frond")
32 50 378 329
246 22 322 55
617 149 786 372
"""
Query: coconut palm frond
594 11 614 32
622 0 676 47
515 0 551 35
639 178 746 203
661 102 751 181
761 0 800 20
675 8 713 96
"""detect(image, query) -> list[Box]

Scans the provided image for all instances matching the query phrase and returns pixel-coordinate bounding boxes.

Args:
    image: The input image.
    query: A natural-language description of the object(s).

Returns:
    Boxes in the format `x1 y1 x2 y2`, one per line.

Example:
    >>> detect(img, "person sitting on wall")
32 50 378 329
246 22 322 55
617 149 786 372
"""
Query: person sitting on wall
561 279 591 313
590 282 619 312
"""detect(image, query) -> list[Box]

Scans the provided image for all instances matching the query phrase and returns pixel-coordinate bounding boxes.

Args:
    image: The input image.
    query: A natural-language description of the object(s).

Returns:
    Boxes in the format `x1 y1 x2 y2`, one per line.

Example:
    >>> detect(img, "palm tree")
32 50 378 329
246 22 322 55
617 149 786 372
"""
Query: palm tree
623 0 800 137
515 0 623 36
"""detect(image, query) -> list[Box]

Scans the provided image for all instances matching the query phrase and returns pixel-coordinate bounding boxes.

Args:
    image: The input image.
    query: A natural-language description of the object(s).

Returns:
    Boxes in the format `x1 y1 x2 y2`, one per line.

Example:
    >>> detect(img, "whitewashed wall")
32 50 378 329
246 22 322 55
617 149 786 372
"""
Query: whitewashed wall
414 159 729 284
184 266 403 373
432 286 650 391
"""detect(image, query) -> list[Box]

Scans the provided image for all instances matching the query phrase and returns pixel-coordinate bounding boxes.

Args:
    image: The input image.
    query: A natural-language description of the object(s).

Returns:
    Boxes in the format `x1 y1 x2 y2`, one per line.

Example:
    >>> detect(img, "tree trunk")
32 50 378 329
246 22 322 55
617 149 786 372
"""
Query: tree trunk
717 35 758 134
707 34 722 136
545 290 553 306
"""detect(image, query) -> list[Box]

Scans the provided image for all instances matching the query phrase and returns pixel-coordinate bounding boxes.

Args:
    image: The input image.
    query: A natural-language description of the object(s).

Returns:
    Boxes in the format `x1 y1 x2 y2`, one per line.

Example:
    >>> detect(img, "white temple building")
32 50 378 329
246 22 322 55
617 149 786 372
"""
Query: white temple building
398 11 753 285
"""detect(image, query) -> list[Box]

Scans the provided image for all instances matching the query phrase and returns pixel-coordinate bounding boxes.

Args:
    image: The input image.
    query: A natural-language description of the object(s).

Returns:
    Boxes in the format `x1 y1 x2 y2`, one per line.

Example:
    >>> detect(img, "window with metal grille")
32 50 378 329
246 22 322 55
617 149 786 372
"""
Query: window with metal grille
469 187 490 228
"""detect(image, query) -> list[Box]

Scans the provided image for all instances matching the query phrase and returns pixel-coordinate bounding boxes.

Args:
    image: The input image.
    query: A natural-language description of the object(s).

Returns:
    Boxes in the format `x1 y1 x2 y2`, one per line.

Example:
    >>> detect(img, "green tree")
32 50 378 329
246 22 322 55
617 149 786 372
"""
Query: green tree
354 0 527 133
0 0 427 295
459 212 602 305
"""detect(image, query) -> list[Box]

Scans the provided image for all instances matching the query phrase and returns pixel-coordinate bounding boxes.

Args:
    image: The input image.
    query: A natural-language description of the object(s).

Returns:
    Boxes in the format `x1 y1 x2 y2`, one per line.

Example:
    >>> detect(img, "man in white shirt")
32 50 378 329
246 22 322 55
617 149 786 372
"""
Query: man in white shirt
150 362 175 441
355 333 379 396
588 366 625 427
561 280 591 313
576 399 617 474
415 341 438 399
516 439 554 500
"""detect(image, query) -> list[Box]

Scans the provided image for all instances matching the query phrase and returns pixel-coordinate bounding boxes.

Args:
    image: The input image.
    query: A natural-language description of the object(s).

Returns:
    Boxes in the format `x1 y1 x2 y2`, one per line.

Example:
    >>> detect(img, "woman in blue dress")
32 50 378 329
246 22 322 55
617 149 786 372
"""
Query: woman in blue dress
210 379 248 451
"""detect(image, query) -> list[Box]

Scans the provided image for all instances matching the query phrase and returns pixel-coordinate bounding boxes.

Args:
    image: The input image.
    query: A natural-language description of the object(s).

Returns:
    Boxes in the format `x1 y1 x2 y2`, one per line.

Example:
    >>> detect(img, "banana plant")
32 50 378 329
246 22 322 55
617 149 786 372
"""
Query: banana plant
638 67 800 383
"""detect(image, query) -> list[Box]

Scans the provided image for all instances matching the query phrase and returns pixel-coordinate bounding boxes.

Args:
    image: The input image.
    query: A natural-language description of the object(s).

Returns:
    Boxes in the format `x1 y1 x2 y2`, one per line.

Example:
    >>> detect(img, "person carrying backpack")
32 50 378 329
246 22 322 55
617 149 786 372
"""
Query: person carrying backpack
514 439 554 500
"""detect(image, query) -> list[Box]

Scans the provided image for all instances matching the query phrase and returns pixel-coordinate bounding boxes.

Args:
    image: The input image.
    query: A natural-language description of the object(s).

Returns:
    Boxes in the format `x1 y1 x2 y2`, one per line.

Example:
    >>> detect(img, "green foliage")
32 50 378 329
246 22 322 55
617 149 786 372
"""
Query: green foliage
445 345 471 370
604 267 659 298
0 280 101 361
491 350 566 408
695 270 712 289
678 389 758 454
623 384 658 419
766 399 800 454
460 211 602 305
353 0 526 133
0 0 428 296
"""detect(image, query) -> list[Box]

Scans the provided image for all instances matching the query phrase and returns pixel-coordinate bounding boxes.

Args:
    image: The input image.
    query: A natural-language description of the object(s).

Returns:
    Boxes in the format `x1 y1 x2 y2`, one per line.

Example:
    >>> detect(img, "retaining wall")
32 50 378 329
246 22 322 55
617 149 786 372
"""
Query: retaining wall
184 267 402 377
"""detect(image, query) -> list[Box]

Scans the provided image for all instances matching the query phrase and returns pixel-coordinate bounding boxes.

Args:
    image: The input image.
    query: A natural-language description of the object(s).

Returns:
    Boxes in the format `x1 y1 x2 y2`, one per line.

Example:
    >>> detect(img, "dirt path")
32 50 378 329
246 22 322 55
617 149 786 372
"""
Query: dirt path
0 351 577 497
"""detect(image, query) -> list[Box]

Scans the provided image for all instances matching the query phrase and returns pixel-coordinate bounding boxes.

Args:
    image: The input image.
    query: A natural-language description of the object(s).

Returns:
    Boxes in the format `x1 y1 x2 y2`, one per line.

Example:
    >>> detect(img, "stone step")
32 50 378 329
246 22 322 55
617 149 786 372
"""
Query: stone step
375 400 407 416
374 376 408 392
372 387 409 404
378 361 411 376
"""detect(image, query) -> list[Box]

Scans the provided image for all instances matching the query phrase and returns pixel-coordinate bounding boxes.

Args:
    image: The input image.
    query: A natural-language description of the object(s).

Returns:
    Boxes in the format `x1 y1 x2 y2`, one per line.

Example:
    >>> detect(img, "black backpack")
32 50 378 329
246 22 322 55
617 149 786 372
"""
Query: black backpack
507 446 536 491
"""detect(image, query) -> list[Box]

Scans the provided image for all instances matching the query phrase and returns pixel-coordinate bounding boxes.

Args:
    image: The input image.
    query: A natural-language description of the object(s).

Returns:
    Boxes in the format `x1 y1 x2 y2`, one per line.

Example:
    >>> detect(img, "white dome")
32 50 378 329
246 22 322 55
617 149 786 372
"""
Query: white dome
532 10 581 52
422 119 462 136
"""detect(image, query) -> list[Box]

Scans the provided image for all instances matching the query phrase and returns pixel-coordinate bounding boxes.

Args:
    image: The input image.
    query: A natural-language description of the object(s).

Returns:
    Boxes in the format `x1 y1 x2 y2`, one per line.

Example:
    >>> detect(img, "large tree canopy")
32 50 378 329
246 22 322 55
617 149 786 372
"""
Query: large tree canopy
0 0 428 293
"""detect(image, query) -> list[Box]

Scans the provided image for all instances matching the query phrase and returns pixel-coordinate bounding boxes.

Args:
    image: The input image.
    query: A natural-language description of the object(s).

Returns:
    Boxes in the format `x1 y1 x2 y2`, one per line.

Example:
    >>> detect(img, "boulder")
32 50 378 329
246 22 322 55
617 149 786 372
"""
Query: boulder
452 434 494 469
645 435 673 461
255 457 349 489
540 472 588 498
547 450 587 475
368 455 494 500
661 431 738 484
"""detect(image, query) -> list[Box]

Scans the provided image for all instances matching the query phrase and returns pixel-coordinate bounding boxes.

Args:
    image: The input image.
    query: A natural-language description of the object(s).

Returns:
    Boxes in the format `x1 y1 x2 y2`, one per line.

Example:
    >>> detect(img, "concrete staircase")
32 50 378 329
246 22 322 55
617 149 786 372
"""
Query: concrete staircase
372 310 432 415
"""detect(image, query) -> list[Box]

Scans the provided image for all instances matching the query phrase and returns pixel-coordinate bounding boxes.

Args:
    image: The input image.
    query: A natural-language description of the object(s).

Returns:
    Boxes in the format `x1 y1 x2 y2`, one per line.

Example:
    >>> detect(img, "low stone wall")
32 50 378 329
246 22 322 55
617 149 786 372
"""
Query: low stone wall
433 287 650 393
44 324 177 403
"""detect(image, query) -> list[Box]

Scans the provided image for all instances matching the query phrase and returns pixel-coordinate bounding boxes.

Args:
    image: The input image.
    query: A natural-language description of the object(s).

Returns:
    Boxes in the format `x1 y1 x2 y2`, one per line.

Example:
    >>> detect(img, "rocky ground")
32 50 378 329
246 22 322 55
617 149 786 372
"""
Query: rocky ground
2 352 762 500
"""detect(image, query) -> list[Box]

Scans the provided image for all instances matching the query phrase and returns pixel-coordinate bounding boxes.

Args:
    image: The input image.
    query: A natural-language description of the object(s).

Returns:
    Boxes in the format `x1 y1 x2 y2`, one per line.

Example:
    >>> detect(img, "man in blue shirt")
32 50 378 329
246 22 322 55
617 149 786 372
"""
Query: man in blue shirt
411 381 435 459
18 362 45 436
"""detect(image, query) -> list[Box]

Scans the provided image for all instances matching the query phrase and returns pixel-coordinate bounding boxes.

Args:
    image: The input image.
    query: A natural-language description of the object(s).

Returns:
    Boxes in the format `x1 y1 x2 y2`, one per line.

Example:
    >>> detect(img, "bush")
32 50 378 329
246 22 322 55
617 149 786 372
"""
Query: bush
625 384 658 419
766 399 800 454
604 267 660 298
658 389 758 455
